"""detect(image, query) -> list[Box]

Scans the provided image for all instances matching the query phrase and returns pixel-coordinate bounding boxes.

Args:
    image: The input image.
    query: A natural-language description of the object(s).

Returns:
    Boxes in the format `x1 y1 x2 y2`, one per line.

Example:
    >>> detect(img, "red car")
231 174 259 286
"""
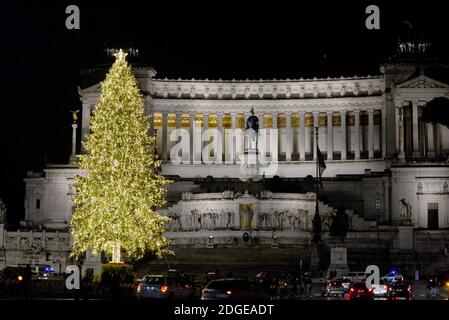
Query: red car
349 282 374 300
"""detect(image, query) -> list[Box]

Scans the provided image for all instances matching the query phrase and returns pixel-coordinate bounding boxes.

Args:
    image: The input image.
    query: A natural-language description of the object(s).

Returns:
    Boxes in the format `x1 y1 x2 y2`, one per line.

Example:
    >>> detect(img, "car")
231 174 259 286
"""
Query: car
348 282 374 300
0 266 27 282
34 265 56 280
343 271 368 282
136 274 193 299
371 279 388 297
201 278 271 300
321 280 345 297
334 277 352 293
382 272 403 284
388 283 412 300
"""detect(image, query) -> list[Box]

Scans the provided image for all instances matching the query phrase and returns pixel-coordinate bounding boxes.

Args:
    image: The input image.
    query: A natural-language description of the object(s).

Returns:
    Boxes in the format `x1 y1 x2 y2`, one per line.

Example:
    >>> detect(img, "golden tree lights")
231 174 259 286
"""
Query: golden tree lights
71 49 172 262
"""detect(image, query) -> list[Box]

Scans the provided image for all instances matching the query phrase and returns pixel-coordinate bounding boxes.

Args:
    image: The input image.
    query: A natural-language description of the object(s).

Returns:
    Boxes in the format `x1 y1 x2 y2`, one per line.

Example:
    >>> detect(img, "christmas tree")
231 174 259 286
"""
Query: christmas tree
71 50 172 262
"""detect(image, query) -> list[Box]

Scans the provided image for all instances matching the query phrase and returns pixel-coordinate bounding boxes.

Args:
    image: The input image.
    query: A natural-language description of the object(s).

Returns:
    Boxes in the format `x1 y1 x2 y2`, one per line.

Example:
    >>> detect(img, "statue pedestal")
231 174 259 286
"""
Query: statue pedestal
327 247 350 278
83 251 102 276
397 226 415 251
239 150 260 180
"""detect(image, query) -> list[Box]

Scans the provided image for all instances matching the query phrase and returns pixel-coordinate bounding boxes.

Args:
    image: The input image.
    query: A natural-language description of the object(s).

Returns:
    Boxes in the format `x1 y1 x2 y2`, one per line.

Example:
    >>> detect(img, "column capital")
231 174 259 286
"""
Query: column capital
367 109 375 114
353 109 360 114
299 111 306 116
230 112 237 117
271 111 278 116
162 111 168 116
189 111 195 117
176 111 182 116
326 110 333 116
217 111 223 117
285 111 292 116
340 110 347 115
312 111 319 115
203 111 209 116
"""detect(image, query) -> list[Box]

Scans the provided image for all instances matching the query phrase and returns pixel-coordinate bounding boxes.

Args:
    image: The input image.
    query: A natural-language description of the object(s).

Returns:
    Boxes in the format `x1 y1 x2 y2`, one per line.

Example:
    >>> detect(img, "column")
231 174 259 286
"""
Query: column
285 112 292 161
217 112 223 162
149 112 155 136
176 112 182 130
203 112 209 161
189 112 195 163
326 111 333 160
231 112 237 164
176 111 182 160
299 112 306 161
396 103 405 160
161 112 168 160
313 111 319 161
381 108 387 159
412 100 420 158
70 122 78 163
340 111 347 160
271 112 278 162
368 109 374 159
354 110 360 160
259 112 264 129
434 123 441 158
426 122 435 157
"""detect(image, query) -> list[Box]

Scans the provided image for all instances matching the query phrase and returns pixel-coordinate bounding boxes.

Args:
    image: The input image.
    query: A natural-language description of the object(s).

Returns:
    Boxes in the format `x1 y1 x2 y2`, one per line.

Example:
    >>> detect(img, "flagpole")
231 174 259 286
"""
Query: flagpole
313 126 322 244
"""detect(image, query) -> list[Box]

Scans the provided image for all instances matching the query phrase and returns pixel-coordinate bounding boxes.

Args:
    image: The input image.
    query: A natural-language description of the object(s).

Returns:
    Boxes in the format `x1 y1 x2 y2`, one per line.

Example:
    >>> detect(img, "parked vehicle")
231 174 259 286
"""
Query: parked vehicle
371 279 388 297
334 277 352 293
34 265 56 280
321 280 345 297
388 282 412 300
348 282 374 300
343 271 367 282
201 278 270 300
382 272 403 284
0 266 27 282
136 274 193 299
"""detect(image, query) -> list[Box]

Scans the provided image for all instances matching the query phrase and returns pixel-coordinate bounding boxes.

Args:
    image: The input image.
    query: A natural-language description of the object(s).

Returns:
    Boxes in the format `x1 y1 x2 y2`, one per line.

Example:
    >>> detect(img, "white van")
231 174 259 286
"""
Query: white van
343 271 367 282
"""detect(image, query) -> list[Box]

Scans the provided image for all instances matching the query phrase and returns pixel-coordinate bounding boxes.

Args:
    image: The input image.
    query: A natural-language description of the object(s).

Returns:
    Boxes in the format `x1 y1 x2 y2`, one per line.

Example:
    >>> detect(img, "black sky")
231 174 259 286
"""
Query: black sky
1 1 448 226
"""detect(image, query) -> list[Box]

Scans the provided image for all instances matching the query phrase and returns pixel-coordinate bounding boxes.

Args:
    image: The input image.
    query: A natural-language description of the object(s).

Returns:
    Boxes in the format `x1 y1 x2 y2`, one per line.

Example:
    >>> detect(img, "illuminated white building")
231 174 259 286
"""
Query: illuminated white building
1 57 449 276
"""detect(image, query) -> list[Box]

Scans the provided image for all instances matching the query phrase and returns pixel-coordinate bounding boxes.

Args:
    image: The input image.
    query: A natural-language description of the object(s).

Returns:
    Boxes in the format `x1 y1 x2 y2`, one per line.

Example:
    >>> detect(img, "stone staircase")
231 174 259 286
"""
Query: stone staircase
137 247 311 277
417 253 449 276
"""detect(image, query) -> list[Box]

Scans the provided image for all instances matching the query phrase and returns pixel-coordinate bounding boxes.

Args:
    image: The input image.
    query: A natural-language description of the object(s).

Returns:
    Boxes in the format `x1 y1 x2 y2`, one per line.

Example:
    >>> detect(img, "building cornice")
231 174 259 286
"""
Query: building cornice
150 95 385 113
150 76 384 100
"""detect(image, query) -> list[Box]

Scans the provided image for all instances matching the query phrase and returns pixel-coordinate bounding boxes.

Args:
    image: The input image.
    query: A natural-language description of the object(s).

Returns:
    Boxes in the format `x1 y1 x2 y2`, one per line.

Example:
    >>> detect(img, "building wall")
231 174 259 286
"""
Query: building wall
391 166 449 228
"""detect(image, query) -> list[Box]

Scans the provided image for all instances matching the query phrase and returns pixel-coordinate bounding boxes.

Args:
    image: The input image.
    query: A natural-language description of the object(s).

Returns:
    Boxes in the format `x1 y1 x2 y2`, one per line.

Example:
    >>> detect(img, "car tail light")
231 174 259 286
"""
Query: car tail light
226 290 232 295
137 285 141 294
160 285 168 293
368 288 373 292
350 288 354 292
408 286 412 292
383 285 387 289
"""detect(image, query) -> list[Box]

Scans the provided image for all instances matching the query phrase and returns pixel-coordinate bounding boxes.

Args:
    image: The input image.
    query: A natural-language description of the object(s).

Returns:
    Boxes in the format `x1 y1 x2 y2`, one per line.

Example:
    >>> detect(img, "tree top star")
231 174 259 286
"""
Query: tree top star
113 49 128 61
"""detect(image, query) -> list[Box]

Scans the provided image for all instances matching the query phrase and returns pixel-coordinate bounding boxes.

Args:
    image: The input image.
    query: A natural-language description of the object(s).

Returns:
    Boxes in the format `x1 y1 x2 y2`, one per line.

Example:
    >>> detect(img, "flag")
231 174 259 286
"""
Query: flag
317 146 326 187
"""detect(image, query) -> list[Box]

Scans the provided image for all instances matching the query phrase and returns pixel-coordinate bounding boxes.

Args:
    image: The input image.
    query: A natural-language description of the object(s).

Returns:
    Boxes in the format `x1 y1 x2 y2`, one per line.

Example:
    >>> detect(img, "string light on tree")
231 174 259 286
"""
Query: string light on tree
70 49 172 263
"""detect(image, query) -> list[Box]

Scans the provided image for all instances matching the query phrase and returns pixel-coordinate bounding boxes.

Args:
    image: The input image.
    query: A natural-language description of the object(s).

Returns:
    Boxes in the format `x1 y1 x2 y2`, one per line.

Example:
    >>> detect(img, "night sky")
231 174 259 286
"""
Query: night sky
1 1 448 226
